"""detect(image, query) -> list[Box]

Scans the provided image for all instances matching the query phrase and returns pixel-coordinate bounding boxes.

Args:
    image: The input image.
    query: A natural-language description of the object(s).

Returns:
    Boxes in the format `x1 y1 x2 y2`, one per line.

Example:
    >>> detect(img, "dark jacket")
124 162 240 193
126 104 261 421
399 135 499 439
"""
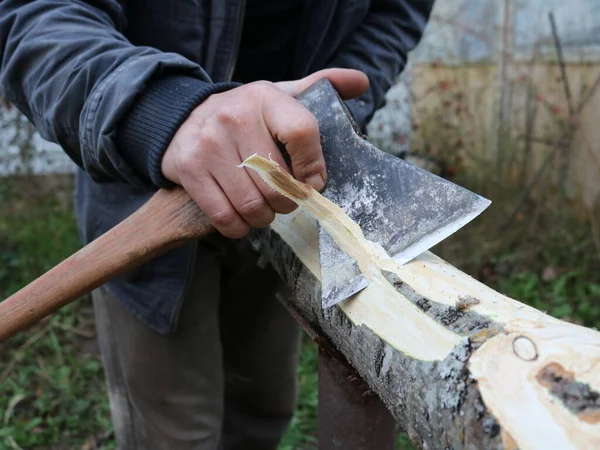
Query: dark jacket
0 0 434 334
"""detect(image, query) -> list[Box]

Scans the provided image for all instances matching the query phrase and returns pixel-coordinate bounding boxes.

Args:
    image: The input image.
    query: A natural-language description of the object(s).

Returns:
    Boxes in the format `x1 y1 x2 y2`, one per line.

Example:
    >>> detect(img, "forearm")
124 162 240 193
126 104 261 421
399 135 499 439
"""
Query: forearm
0 0 235 187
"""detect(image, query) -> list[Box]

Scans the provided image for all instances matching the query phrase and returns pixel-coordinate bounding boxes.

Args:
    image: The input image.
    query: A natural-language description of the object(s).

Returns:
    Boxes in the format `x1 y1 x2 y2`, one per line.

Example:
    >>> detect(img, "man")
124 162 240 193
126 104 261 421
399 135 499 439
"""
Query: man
0 1 434 448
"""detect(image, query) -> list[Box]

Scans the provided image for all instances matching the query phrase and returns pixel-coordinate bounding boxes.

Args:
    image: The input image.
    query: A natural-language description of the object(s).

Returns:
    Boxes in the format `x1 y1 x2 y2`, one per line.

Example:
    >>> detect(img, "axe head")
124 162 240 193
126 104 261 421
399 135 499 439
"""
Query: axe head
295 79 491 308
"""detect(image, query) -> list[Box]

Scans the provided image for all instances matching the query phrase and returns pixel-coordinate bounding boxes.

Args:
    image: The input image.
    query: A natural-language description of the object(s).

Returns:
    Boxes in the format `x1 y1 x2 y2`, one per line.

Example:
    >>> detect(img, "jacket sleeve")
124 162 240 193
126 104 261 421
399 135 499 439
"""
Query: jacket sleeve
327 0 435 131
0 0 237 188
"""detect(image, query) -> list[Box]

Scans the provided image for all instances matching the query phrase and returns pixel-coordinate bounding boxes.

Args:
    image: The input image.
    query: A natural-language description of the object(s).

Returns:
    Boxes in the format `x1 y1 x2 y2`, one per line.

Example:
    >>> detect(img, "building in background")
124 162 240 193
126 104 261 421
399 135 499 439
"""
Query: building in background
371 0 600 211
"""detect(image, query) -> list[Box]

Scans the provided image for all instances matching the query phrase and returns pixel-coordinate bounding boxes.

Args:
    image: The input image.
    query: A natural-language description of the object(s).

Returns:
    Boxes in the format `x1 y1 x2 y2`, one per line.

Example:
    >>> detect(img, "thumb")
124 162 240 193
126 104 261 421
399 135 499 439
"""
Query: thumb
276 68 369 100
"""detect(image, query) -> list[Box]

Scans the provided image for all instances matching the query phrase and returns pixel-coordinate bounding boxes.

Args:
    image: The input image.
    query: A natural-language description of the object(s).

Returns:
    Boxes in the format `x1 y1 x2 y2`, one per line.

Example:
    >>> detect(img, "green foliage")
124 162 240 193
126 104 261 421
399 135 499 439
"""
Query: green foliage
498 270 600 327
279 337 319 450
0 203 80 298
0 303 115 449
0 178 115 449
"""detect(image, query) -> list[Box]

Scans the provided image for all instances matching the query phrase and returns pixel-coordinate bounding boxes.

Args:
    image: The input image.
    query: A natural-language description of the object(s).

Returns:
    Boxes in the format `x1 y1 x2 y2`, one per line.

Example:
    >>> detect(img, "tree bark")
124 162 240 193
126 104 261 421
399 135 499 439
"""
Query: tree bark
243 155 600 450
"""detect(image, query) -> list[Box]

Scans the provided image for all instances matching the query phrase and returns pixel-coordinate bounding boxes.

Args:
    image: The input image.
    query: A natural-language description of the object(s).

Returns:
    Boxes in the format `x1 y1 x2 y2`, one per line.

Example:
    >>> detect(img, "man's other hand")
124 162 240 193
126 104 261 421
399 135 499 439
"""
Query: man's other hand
161 68 368 238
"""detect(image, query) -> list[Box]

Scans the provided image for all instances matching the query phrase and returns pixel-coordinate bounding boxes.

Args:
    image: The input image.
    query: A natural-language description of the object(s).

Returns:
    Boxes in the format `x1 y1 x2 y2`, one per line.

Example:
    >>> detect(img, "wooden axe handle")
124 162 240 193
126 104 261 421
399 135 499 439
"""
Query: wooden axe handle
0 187 213 341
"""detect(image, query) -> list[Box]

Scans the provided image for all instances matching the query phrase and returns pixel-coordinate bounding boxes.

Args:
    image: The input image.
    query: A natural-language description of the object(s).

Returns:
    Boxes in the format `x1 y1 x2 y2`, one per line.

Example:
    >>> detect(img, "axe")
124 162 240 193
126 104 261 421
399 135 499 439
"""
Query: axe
0 79 489 341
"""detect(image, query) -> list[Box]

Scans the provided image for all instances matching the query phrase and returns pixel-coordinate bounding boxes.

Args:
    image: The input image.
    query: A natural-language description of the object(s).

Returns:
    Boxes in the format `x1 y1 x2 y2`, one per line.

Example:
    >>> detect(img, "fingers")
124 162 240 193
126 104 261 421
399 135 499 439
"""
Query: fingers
208 150 276 228
183 163 277 238
269 68 369 190
260 87 326 190
163 72 365 239
236 137 298 215
276 68 369 100
173 111 295 237
184 172 249 239
219 171 276 229
205 88 298 215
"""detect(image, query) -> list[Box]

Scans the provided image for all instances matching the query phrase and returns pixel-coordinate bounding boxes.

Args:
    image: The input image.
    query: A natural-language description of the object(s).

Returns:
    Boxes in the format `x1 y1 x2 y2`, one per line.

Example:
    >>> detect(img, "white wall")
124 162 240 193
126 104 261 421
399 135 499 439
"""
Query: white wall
0 105 74 176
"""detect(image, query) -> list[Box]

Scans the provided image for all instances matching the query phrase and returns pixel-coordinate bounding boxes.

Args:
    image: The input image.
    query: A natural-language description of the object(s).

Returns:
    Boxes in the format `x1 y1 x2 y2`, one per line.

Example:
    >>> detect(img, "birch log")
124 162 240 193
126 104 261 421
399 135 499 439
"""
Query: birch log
241 154 600 450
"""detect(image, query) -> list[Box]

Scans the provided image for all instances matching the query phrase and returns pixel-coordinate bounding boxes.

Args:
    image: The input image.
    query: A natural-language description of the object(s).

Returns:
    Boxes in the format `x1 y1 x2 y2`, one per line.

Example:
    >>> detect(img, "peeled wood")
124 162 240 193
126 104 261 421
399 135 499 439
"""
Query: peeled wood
242 154 600 450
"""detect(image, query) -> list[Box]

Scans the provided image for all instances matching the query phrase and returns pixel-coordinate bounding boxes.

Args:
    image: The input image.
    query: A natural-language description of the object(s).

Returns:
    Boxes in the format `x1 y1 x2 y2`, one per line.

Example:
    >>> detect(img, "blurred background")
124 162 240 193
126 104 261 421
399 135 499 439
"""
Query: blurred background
1 0 599 448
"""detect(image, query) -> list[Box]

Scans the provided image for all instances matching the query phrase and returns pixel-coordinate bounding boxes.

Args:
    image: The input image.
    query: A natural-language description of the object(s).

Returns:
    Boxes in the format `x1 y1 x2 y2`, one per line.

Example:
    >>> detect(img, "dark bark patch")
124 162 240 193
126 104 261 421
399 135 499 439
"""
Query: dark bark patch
456 295 481 310
537 362 600 424
416 297 432 312
438 340 472 410
481 416 501 437
382 270 495 336
440 308 466 326
390 278 404 289
334 307 354 334
374 339 387 378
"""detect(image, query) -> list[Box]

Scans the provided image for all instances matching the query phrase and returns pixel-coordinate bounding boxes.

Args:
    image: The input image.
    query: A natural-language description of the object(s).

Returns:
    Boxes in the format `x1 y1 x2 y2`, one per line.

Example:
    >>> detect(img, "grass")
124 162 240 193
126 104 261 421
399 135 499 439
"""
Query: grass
1 172 599 449
0 179 114 449
0 303 114 449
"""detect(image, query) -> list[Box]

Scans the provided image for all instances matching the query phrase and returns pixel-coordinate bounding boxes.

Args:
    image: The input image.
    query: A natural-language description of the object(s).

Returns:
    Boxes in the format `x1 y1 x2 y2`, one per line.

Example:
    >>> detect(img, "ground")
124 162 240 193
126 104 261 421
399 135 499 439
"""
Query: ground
0 175 599 449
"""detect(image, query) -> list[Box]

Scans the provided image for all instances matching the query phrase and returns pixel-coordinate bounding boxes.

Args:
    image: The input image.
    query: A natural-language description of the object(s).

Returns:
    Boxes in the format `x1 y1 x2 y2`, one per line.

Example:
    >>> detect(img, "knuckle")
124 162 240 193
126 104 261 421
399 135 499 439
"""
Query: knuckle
176 132 220 171
175 148 201 175
297 158 326 181
238 196 269 219
197 129 223 152
265 191 293 212
246 81 274 97
210 208 237 229
288 113 319 140
215 104 248 127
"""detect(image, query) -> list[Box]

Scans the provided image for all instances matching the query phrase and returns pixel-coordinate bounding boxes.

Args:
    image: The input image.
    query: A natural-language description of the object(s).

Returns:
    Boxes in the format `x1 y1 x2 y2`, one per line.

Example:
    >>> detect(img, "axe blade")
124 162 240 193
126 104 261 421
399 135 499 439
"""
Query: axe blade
295 79 491 309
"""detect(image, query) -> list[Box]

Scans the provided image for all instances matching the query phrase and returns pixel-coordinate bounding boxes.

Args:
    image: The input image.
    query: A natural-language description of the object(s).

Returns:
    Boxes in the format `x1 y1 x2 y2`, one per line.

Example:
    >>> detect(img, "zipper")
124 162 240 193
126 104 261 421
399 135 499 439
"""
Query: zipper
226 0 246 81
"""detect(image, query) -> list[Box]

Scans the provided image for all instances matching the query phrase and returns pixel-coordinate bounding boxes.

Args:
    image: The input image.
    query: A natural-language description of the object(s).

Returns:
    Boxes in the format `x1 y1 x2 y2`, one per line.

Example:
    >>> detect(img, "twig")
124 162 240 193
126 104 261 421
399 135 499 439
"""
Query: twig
517 135 560 147
576 122 600 173
576 72 600 114
0 322 51 382
547 12 577 207
6 436 23 450
588 208 600 260
548 12 575 116
3 394 25 426
3 394 26 450
48 328 65 367
80 429 114 450
34 356 55 385
52 322 96 338
498 134 568 231
521 83 538 187
521 41 542 187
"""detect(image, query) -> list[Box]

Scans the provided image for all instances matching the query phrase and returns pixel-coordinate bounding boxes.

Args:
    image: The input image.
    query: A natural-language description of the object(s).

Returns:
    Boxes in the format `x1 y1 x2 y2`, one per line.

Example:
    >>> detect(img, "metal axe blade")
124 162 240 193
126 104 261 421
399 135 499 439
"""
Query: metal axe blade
295 79 491 309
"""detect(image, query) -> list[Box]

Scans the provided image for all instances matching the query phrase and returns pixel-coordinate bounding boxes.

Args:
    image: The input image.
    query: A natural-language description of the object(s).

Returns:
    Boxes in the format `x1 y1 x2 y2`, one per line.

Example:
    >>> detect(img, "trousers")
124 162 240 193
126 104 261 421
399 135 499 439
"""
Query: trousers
92 236 302 449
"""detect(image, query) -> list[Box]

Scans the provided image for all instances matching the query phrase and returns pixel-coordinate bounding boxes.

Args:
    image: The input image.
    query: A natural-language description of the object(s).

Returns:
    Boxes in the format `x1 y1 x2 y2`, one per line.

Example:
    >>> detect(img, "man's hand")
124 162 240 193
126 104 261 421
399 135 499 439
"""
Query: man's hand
161 68 368 238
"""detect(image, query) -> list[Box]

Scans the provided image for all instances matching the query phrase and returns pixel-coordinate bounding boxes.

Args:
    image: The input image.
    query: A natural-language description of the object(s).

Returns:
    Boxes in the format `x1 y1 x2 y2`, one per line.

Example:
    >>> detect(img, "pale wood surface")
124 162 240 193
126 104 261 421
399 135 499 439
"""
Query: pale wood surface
243 154 600 450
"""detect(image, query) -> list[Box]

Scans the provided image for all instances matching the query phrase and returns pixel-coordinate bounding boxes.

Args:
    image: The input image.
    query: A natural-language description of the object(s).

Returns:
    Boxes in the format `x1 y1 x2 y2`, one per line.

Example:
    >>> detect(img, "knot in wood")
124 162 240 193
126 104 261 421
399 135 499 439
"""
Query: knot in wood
512 336 538 361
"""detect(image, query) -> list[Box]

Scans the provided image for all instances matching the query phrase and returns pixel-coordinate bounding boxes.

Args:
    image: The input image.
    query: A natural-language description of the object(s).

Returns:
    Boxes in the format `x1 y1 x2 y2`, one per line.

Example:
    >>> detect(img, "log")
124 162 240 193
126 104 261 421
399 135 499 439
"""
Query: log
241 155 600 450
